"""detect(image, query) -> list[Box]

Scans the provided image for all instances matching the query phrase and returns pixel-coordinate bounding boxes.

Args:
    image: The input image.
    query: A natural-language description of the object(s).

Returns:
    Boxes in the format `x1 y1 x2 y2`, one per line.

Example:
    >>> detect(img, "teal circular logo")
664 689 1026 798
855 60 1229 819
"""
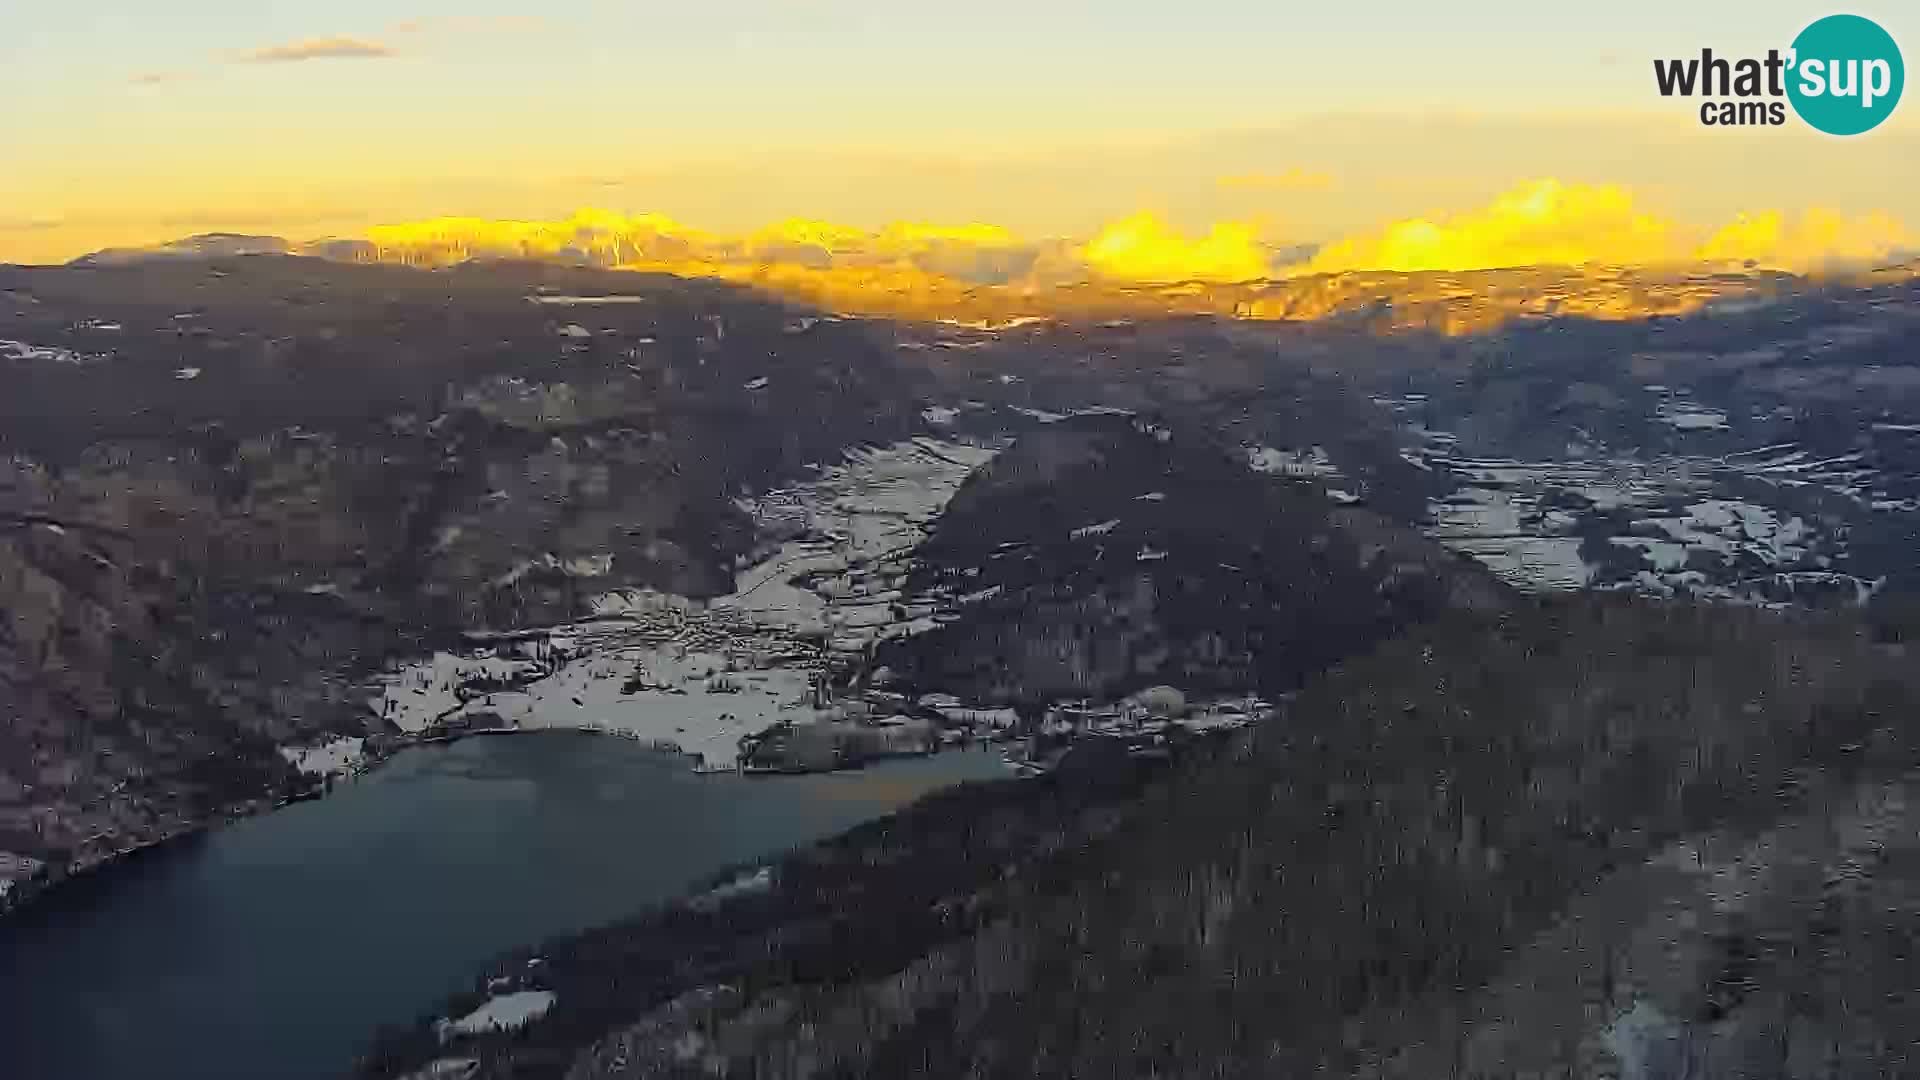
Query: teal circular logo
1787 14 1904 135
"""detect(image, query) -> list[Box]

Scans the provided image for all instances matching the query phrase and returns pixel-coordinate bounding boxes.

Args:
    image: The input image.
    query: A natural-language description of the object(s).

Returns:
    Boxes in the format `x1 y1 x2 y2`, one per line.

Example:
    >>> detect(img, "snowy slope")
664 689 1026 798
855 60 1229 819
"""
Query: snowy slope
369 439 998 769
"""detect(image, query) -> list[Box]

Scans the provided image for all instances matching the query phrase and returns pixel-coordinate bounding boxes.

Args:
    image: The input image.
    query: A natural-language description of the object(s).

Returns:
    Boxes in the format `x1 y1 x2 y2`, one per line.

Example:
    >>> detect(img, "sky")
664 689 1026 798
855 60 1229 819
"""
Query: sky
2 0 1917 264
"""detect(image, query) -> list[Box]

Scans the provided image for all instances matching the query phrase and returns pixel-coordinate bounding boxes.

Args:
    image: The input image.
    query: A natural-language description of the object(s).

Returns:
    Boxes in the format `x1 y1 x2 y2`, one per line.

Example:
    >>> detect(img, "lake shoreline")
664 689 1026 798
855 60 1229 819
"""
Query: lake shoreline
0 725 721 923
349 736 1193 1080
3 735 1021 1080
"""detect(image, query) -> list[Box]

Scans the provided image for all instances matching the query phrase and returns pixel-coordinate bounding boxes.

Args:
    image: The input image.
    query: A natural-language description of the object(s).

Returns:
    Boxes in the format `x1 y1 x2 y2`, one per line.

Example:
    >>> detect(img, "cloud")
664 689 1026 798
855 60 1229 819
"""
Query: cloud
1298 179 1911 275
1216 169 1335 193
219 17 538 72
1698 208 1912 272
1302 180 1674 274
0 217 65 233
1076 213 1272 283
120 37 391 86
185 190 1908 297
237 36 396 63
138 18 512 85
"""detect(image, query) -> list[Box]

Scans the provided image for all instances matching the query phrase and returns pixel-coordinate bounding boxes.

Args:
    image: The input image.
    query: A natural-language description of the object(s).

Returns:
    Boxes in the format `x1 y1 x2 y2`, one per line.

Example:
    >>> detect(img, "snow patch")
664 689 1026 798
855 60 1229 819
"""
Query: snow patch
395 1059 479 1080
1602 999 1695 1080
692 867 773 908
1657 402 1729 431
1 339 92 365
440 991 556 1039
1011 406 1065 423
1449 537 1596 591
529 295 649 305
1248 444 1340 478
491 552 614 588
278 737 365 778
1416 441 1859 604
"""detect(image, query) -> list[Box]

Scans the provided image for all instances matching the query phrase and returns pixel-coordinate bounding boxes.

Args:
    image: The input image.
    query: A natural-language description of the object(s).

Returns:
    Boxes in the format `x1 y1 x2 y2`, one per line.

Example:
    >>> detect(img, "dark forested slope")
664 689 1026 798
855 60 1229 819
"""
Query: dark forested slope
535 598 1920 1079
877 413 1505 702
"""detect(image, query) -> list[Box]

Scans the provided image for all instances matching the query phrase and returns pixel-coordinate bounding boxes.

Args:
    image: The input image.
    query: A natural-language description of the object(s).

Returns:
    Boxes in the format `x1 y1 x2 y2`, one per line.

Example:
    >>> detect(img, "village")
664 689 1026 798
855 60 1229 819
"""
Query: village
331 436 1265 787
361 589 1264 780
735 681 1264 776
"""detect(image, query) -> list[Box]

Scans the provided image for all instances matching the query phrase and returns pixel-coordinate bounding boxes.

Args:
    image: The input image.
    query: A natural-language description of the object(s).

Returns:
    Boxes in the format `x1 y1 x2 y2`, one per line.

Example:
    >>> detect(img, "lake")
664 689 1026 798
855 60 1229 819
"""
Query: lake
0 733 1013 1080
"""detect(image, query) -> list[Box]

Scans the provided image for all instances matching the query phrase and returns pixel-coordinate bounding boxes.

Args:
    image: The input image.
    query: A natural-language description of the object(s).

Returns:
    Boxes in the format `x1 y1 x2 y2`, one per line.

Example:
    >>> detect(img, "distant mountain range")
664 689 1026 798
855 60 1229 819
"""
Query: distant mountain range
63 229 1919 336
78 233 297 263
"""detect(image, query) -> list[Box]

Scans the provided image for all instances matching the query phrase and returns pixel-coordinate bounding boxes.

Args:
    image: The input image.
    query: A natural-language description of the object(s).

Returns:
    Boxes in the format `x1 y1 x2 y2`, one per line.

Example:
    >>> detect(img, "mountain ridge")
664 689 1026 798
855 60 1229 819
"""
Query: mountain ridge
52 230 1919 337
876 412 1505 703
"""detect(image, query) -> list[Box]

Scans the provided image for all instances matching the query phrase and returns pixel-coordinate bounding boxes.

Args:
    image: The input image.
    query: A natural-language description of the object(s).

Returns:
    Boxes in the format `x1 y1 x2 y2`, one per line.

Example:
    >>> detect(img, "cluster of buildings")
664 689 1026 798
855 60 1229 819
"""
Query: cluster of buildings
735 681 1267 776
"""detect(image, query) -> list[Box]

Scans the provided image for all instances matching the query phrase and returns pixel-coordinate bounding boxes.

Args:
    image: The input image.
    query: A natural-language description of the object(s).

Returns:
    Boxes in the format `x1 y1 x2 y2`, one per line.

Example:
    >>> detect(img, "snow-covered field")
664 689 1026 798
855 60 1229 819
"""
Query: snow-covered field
1378 376 1920 603
1420 449 1875 602
376 616 823 770
719 438 995 639
278 737 366 778
369 438 997 769
439 990 556 1038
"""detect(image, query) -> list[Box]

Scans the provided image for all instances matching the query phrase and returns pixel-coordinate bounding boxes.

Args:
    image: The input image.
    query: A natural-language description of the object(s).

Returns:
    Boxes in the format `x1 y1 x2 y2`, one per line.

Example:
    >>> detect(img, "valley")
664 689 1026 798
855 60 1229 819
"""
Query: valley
5 247 1920 1080
12 6 1920 1077
8 252 1920 901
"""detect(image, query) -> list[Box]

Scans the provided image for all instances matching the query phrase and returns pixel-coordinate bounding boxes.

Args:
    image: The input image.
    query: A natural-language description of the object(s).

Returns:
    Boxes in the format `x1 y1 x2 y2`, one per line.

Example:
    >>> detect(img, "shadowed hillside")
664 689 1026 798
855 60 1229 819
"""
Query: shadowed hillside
364 598 1920 1079
878 413 1505 702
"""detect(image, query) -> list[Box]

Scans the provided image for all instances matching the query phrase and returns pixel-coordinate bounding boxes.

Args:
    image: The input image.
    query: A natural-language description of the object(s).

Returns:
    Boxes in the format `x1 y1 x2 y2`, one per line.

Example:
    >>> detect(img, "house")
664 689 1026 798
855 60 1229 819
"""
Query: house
0 851 46 899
